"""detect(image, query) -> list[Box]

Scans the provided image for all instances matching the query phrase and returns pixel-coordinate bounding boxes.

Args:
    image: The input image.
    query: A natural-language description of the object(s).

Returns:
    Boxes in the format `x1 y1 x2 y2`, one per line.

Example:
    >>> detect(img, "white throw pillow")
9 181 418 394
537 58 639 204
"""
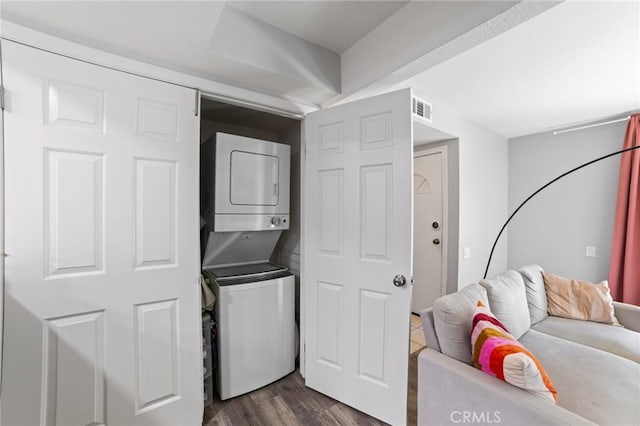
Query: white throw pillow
480 270 531 339
518 264 548 325
432 283 489 364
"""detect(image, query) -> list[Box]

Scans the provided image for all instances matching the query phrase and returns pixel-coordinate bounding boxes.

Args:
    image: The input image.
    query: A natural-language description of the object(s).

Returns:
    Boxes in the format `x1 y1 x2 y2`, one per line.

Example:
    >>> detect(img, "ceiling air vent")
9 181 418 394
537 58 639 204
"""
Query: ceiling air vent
412 97 432 123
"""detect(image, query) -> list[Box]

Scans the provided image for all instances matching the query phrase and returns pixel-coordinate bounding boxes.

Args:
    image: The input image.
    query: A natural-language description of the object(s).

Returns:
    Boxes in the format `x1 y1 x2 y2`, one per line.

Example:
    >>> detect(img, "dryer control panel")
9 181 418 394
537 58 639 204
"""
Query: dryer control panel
270 215 288 227
214 214 290 232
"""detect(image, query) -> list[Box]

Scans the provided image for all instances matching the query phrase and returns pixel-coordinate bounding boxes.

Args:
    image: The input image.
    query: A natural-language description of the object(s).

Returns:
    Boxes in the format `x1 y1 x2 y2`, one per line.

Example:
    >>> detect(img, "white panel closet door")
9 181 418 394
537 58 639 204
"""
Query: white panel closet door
303 88 413 425
2 41 202 426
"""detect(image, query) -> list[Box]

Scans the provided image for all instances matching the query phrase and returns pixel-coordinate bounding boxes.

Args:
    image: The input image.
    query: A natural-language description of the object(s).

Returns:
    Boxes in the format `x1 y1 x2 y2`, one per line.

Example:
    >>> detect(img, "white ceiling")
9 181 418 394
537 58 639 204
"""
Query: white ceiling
0 0 410 103
1 1 636 138
0 1 516 106
230 1 408 54
0 2 228 79
405 1 640 138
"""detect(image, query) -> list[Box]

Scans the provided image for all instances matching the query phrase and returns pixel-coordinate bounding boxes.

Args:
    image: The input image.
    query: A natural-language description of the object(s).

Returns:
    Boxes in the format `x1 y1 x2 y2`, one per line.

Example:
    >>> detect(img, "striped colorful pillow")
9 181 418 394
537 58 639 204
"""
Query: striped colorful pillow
471 301 558 404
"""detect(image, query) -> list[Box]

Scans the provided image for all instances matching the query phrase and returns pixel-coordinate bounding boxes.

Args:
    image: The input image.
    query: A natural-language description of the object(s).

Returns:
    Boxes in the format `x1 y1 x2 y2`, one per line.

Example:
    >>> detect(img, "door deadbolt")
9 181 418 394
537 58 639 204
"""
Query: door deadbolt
433 238 441 245
432 221 439 229
393 274 407 287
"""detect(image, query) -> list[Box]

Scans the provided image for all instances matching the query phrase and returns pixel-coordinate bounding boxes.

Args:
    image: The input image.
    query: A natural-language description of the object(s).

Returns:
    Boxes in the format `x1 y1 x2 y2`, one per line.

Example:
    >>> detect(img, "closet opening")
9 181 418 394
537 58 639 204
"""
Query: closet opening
199 96 302 406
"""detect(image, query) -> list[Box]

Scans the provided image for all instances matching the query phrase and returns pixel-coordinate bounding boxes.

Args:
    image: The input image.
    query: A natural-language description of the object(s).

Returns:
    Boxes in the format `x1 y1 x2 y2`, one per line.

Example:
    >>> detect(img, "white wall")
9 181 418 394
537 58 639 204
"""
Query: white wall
507 122 626 281
419 102 509 289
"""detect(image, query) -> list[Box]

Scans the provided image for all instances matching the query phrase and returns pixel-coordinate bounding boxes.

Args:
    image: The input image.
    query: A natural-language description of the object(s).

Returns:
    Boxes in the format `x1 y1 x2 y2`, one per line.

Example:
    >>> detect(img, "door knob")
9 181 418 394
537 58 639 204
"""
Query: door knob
393 274 407 287
433 238 440 245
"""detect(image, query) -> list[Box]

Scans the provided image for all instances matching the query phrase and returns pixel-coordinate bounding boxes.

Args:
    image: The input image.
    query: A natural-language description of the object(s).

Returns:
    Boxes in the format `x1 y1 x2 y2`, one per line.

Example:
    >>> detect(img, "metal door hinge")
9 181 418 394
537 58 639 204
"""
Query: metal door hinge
0 86 5 111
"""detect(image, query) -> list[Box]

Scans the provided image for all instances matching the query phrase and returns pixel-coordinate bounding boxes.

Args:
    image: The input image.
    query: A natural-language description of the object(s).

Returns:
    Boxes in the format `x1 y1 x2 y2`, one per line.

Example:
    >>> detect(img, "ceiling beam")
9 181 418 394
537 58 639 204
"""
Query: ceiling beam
327 1 562 108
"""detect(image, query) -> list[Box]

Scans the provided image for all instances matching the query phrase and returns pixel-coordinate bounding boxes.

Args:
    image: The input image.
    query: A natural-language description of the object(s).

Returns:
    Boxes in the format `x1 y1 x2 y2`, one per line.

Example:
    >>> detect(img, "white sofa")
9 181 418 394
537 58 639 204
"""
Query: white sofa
418 265 640 426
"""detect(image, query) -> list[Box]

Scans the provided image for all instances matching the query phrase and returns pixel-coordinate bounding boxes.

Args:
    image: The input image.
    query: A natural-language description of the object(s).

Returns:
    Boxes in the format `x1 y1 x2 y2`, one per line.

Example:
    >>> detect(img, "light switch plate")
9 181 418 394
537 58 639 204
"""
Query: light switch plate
585 246 597 257
463 247 471 259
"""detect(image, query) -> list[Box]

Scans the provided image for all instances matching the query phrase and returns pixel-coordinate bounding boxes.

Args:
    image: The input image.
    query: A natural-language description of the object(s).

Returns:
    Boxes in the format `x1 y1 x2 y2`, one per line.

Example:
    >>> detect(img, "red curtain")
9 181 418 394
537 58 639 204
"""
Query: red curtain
609 114 640 305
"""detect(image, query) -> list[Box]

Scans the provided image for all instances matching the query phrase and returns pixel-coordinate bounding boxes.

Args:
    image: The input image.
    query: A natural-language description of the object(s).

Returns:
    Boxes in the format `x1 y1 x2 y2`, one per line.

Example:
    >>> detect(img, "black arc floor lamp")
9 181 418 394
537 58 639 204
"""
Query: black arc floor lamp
484 143 640 279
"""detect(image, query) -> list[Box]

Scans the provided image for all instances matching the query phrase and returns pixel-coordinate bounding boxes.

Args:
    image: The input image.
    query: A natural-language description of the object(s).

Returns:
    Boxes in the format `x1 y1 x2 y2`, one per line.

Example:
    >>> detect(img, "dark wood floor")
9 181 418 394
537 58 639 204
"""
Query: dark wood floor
204 352 420 426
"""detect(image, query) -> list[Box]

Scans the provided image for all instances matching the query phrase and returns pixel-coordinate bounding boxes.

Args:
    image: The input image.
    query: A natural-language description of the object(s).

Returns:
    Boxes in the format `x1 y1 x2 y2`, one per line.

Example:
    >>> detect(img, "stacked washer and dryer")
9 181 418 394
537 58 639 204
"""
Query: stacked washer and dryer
201 132 296 400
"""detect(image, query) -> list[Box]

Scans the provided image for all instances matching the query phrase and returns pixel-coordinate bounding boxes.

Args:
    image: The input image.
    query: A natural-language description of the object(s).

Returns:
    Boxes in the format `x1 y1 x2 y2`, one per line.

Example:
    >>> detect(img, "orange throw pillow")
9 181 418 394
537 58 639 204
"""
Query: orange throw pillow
471 301 557 403
542 272 620 325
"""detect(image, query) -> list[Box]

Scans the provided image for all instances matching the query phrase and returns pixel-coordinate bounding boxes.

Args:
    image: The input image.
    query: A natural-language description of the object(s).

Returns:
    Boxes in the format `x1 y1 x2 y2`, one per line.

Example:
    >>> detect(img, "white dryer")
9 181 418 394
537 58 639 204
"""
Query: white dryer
202 132 290 232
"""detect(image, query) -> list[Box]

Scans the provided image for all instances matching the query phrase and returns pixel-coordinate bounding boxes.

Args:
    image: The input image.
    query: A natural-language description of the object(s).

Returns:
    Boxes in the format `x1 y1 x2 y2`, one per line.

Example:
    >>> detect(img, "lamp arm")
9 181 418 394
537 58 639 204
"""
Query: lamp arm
483 144 640 279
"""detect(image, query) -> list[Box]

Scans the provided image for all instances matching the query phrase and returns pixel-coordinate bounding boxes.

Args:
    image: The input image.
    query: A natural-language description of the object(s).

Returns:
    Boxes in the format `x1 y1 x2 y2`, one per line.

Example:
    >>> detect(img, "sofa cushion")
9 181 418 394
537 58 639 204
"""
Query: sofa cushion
471 301 557 403
518 264 548 325
533 316 640 363
480 270 531 339
543 272 620 325
433 283 488 364
519 329 640 426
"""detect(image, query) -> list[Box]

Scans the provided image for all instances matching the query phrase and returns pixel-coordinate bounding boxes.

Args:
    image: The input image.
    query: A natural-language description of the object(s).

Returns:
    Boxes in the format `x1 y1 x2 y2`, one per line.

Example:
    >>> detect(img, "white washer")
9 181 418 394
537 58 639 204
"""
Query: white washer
206 264 295 400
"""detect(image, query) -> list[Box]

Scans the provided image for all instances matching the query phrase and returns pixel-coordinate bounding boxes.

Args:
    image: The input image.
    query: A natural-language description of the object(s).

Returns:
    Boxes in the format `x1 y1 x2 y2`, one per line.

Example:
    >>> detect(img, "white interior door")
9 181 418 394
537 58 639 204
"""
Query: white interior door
303 88 413 425
412 150 445 313
2 41 202 426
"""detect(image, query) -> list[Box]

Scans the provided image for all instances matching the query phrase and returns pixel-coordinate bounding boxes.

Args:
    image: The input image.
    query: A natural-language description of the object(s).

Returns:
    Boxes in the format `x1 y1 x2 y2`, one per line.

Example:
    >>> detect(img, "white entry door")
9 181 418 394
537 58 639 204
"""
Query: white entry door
412 150 445 313
303 88 413 424
2 41 202 425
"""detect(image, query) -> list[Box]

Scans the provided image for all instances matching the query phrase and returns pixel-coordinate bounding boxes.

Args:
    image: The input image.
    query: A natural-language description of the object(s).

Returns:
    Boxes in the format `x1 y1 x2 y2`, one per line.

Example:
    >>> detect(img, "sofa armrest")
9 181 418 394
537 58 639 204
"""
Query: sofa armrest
420 307 441 352
613 301 640 332
418 348 596 426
